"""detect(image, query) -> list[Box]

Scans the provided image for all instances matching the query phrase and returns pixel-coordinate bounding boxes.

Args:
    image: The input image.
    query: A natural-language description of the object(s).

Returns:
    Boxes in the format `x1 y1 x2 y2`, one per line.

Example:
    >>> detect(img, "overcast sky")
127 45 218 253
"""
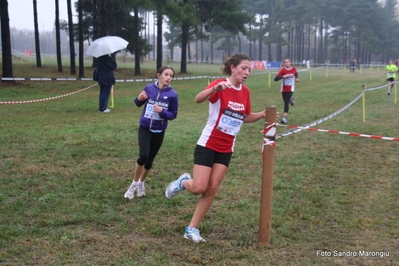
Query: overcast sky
8 0 76 32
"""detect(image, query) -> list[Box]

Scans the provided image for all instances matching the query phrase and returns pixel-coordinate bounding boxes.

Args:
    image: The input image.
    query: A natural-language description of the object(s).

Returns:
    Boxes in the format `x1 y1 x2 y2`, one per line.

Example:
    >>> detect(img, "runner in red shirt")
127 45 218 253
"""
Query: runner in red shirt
274 58 299 124
196 77 251 153
165 53 275 243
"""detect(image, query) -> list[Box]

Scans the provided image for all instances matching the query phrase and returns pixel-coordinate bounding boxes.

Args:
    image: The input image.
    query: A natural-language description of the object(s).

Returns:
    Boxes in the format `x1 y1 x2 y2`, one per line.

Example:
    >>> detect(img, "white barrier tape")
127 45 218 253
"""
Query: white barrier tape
278 124 399 142
4 67 388 83
276 80 399 139
1 73 271 83
0 84 97 105
263 138 276 147
276 92 363 139
262 122 277 136
1 75 220 82
363 82 396 92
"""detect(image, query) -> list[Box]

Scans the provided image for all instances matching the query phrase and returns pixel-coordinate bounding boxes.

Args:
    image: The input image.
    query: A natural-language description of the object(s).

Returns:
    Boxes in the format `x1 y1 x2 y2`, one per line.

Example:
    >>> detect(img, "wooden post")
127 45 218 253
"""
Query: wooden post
258 106 277 247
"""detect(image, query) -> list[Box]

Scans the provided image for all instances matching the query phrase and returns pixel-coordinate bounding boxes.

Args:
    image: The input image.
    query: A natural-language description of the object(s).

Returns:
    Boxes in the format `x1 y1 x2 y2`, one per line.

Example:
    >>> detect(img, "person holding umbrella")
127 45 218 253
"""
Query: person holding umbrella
85 36 128 112
97 54 117 112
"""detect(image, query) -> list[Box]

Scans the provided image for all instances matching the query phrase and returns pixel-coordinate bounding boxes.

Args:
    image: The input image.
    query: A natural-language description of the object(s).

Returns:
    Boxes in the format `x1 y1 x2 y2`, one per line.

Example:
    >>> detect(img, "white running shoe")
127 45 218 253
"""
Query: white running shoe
124 184 136 200
165 173 191 199
136 183 146 197
184 227 206 243
98 109 111 113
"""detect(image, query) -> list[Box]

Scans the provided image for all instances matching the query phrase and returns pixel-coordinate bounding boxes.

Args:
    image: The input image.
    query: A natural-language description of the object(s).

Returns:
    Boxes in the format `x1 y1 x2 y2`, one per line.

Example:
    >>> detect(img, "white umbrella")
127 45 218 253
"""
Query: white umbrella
85 36 129 58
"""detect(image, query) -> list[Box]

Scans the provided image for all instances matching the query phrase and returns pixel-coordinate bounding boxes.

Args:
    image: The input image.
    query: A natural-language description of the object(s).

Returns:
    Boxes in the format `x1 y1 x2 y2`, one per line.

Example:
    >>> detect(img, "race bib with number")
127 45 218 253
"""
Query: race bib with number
284 76 295 86
144 99 169 120
216 109 245 136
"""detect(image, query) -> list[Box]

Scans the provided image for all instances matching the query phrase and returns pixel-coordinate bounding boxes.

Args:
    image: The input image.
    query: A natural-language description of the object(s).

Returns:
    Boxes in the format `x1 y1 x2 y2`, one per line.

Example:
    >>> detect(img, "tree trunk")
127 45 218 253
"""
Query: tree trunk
237 33 241 53
0 0 13 79
33 0 42 67
201 39 204 62
98 0 106 36
248 22 252 59
344 30 348 65
268 43 272 62
156 11 163 71
318 20 323 64
180 22 189 73
195 40 198 63
91 0 98 67
287 21 291 59
188 40 191 62
313 20 317 64
78 0 84 78
67 0 76 75
249 38 252 59
134 6 141 75
109 1 116 35
324 22 328 62
210 33 213 64
55 0 63 72
258 35 262 60
152 13 155 60
307 23 311 62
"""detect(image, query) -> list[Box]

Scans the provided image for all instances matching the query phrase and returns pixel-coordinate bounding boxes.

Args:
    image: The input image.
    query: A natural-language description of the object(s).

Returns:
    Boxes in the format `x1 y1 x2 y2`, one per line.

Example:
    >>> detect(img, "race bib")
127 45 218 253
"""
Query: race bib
144 99 168 120
284 76 295 86
217 109 245 136
388 72 394 78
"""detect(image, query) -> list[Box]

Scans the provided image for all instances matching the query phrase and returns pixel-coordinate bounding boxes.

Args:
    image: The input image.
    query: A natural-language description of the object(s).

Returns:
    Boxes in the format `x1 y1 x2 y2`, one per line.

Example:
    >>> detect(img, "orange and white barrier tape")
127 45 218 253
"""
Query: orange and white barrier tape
278 124 399 142
262 122 277 157
0 84 97 105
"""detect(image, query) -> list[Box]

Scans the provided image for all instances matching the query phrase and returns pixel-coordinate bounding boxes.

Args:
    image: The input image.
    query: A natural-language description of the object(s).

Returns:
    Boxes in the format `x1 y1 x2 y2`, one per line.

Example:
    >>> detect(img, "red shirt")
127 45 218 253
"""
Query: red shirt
276 67 297 92
197 78 252 153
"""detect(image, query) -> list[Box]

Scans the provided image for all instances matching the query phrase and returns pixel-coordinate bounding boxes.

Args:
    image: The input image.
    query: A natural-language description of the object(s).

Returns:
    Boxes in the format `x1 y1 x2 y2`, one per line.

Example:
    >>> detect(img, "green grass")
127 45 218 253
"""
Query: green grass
1 61 398 265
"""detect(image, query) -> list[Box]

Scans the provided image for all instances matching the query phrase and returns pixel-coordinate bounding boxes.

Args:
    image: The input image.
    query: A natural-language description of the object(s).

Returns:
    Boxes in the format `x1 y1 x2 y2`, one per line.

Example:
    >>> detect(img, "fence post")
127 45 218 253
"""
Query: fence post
362 84 366 123
268 72 271 88
109 85 114 108
258 106 277 247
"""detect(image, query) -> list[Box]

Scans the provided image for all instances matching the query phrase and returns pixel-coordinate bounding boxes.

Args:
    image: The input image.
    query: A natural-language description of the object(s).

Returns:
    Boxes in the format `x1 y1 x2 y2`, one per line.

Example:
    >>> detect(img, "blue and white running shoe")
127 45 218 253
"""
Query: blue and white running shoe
165 173 191 199
184 226 206 243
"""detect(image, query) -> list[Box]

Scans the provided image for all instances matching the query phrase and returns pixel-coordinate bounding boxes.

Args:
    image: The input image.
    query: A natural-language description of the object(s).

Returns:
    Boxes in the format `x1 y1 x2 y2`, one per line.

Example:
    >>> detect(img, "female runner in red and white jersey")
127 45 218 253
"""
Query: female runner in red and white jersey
274 58 299 124
165 53 277 243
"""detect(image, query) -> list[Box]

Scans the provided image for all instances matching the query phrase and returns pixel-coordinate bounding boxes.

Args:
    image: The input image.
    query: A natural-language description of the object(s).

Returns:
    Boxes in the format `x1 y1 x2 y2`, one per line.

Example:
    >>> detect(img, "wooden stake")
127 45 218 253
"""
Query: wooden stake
258 106 277 247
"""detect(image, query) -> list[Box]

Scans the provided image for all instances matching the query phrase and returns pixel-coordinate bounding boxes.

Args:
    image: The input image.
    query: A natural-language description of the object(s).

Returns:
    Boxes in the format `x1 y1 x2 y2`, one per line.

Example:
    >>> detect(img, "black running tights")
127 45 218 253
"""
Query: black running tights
282 91 293 113
137 126 165 170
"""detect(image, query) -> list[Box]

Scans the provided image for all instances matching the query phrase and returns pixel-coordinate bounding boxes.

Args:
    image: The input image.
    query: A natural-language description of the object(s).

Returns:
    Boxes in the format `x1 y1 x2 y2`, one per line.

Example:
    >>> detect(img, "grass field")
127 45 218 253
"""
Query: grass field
1 60 398 265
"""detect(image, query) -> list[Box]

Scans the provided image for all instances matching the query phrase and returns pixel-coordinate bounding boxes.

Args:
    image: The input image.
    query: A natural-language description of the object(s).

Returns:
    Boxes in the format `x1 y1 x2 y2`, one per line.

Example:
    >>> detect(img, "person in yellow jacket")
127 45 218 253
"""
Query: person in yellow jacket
385 60 398 96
